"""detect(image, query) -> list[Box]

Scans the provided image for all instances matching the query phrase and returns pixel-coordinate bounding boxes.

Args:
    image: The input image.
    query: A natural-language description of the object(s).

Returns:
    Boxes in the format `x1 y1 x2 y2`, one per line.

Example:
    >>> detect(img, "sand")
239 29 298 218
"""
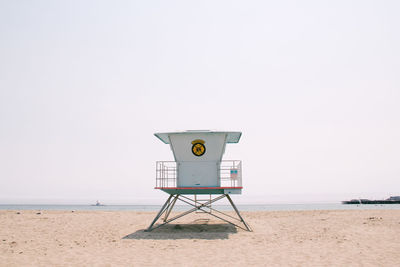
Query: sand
1 209 399 266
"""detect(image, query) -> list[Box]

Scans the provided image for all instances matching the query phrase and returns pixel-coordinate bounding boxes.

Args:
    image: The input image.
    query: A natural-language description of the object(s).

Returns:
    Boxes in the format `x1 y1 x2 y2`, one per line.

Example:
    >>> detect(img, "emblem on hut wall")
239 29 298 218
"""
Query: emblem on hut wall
191 139 206 156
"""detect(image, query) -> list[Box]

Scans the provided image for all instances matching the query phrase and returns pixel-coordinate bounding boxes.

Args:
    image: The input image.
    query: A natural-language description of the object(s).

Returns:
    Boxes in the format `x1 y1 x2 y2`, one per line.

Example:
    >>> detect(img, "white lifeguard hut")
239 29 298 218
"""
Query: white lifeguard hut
146 130 251 231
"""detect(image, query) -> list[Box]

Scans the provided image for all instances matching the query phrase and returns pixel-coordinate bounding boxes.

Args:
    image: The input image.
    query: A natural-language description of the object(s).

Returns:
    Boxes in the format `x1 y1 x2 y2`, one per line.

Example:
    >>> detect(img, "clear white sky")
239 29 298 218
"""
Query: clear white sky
0 0 399 204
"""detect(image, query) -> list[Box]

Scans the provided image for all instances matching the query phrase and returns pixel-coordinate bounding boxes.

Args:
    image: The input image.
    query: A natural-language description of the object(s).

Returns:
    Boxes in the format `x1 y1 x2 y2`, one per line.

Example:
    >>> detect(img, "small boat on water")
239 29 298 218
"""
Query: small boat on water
342 196 400 204
91 200 105 206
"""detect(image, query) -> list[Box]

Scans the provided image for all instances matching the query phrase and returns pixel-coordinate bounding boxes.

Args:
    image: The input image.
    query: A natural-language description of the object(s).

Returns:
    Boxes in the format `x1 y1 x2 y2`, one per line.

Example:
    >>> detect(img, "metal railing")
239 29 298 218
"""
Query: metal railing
155 161 177 188
219 160 242 188
155 160 242 188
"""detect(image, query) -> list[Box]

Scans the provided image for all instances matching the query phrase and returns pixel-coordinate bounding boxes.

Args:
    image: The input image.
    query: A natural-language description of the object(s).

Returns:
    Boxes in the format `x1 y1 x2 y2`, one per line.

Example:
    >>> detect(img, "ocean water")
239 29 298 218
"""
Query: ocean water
1 203 400 212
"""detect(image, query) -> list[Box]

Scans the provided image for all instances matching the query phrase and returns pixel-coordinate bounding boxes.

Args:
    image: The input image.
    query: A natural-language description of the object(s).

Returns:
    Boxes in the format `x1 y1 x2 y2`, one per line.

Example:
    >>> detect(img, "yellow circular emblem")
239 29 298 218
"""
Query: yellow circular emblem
191 139 206 156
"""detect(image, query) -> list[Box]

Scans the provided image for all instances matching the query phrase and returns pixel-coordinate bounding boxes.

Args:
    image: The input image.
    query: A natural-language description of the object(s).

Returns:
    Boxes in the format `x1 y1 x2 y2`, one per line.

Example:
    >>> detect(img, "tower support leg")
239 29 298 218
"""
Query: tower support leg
225 194 252 231
145 194 252 232
145 194 174 232
163 194 179 222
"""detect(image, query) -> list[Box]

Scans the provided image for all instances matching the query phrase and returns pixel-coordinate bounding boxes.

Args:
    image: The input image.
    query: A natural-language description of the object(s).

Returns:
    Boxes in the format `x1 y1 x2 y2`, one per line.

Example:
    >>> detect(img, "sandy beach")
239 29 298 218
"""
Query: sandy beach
1 209 399 266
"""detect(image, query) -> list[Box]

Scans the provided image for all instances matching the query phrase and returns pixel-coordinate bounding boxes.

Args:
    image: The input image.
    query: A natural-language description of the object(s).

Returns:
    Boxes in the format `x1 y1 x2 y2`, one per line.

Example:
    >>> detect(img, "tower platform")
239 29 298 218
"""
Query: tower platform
155 187 242 195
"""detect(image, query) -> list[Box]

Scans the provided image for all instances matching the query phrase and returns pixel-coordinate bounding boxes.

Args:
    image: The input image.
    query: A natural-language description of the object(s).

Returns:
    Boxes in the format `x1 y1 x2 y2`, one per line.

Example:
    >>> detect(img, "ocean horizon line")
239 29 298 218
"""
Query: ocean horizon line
1 203 400 212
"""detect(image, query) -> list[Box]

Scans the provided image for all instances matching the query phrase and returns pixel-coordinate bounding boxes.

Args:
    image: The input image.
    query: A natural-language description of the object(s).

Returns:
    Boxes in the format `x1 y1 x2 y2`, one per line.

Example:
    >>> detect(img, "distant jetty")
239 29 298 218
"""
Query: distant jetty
342 196 400 204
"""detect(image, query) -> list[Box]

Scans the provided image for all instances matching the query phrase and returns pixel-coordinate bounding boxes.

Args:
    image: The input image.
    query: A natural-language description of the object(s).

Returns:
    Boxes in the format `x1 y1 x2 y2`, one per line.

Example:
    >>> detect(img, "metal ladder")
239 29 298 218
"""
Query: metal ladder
194 194 212 213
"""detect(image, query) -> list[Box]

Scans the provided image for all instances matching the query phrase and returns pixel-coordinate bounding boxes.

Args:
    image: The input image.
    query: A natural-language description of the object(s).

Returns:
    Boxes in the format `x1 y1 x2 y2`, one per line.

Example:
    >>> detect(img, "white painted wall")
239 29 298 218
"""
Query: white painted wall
169 133 226 161
178 162 219 187
168 132 227 187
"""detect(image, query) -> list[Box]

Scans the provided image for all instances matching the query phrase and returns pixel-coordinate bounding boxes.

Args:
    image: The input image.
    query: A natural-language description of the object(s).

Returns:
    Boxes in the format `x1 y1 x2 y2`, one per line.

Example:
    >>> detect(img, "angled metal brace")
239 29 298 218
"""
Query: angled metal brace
163 194 179 222
147 194 226 231
177 196 249 231
179 195 241 222
146 194 252 232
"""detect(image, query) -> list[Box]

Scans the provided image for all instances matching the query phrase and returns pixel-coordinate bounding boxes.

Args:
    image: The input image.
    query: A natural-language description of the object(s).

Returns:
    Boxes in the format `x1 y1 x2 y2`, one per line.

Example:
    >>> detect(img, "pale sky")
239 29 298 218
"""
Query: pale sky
0 0 399 204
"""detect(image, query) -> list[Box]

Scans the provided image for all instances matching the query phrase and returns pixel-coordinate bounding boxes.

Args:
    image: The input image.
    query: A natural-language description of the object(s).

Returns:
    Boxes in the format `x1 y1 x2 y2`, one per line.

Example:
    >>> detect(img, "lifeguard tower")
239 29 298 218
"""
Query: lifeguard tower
146 130 251 231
